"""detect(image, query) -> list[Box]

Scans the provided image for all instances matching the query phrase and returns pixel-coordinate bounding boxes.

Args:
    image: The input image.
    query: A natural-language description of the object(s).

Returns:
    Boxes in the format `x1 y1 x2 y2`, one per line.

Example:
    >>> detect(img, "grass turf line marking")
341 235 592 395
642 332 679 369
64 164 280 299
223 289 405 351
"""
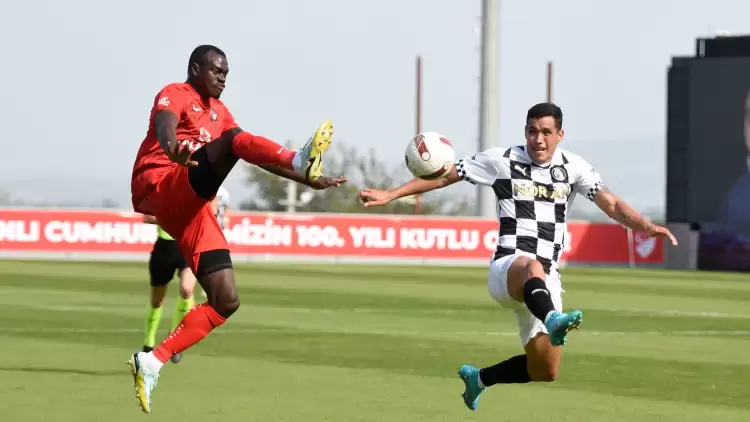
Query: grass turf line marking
19 304 750 319
0 327 748 337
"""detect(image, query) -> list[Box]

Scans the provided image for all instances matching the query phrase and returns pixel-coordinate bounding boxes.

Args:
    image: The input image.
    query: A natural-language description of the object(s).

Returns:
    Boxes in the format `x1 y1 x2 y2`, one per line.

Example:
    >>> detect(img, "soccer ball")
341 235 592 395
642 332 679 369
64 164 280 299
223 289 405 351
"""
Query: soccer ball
404 132 455 180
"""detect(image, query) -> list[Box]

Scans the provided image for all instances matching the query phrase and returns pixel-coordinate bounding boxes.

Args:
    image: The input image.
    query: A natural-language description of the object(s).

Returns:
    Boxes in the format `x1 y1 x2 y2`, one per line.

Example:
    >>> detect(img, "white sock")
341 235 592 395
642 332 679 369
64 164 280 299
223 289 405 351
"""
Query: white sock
291 152 303 173
477 372 486 389
141 351 164 373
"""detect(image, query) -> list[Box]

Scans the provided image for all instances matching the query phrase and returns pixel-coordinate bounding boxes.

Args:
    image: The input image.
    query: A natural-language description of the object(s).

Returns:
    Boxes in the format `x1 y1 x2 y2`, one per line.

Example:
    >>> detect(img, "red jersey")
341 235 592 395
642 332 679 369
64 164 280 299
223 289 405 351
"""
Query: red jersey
131 83 239 212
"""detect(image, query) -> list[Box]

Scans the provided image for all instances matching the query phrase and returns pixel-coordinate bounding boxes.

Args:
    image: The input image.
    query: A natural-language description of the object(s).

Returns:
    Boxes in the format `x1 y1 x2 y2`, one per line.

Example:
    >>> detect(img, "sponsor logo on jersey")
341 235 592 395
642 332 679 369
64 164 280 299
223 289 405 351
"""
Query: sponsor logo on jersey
513 183 571 200
179 139 203 152
199 127 212 143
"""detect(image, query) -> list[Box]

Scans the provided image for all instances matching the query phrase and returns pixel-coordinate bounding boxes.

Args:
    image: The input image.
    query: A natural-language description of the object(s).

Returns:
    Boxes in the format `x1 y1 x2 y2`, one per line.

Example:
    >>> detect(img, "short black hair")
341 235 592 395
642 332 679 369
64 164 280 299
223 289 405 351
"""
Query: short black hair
188 45 226 69
526 102 563 130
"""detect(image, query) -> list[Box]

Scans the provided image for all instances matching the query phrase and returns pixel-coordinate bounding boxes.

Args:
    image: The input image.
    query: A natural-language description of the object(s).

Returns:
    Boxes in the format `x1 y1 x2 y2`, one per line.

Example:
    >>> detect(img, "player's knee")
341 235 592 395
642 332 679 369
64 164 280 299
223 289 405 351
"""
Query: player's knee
202 273 239 318
216 294 240 318
179 284 194 299
528 364 558 382
525 343 560 382
197 249 237 317
178 270 195 298
207 281 239 318
521 258 546 280
150 286 167 308
536 368 558 382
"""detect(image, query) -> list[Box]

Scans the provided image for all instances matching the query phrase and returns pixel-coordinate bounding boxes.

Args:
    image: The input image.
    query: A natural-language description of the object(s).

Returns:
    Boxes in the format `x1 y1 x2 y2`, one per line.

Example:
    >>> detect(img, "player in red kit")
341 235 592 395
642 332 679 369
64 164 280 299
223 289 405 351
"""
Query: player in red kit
128 45 346 413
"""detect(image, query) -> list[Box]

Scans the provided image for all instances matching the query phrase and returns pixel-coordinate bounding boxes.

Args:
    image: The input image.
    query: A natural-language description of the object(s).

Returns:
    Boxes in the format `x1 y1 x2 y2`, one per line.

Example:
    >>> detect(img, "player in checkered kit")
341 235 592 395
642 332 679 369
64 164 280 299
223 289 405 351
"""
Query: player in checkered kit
358 102 677 411
455 139 601 277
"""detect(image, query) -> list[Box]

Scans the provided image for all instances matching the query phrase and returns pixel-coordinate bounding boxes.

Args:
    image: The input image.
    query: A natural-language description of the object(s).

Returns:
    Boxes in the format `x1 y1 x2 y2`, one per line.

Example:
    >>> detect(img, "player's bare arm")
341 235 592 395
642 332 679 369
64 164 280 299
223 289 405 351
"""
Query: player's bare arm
593 188 678 245
142 215 157 225
258 164 347 190
359 165 460 207
155 111 198 167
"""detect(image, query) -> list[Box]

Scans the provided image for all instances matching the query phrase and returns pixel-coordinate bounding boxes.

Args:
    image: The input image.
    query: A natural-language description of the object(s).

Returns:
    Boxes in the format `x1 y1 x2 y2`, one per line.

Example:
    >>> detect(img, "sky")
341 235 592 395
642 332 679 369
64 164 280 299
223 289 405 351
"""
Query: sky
3 0 750 216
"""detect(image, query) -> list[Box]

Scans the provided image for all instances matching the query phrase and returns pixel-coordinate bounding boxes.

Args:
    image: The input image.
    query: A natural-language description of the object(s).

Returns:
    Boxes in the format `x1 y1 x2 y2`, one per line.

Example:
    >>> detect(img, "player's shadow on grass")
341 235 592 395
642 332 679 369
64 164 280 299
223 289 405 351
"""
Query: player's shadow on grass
0 366 122 377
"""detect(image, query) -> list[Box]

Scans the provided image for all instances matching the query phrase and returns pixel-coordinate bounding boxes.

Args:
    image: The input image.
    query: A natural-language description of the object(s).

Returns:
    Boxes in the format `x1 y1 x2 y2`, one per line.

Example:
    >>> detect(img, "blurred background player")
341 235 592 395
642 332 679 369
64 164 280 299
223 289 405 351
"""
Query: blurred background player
141 215 196 364
358 102 677 412
213 186 231 230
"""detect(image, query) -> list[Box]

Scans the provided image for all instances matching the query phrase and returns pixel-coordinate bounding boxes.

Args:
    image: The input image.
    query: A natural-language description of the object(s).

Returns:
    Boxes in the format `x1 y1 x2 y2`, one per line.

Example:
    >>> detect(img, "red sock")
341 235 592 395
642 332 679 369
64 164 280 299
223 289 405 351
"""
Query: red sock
232 132 295 169
152 303 226 363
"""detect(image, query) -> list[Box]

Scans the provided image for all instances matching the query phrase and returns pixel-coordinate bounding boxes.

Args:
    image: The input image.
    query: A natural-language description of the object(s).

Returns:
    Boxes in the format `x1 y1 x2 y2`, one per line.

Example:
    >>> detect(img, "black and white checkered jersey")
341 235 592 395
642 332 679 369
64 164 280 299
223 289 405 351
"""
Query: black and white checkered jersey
456 145 604 276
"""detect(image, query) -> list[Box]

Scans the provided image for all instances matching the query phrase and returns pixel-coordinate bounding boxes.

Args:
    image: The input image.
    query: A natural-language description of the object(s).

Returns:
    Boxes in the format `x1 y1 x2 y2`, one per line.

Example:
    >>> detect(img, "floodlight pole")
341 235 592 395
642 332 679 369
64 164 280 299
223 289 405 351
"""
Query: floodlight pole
477 0 500 218
414 55 423 214
286 141 297 213
547 61 553 102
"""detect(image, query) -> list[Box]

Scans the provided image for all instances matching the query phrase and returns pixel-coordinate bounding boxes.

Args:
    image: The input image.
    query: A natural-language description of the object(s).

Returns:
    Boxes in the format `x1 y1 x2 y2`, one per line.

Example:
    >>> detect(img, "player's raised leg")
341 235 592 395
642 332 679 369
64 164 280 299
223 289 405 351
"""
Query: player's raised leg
231 121 332 181
458 255 582 411
191 120 333 197
503 256 583 347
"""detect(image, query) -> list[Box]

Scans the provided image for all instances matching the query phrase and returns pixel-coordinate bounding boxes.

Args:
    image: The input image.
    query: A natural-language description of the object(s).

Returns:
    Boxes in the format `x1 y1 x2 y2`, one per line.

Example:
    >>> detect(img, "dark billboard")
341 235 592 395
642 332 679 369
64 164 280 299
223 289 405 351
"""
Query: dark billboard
669 57 750 271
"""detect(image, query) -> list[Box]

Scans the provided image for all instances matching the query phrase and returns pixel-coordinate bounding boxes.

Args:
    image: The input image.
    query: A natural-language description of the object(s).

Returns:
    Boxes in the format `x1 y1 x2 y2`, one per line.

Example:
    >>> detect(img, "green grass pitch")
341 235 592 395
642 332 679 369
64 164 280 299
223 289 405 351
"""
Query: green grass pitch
0 260 748 421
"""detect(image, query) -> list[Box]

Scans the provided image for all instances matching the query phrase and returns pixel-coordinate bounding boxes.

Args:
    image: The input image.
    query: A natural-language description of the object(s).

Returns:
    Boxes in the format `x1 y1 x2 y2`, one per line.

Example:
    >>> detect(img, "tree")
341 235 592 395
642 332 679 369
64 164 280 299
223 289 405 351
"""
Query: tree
101 198 120 209
240 141 471 215
0 191 11 206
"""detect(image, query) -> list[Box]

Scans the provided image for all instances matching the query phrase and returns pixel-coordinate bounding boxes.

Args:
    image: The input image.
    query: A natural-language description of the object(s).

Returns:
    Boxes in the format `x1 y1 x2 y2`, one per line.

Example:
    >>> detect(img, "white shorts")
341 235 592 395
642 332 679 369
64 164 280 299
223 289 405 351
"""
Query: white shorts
487 253 564 346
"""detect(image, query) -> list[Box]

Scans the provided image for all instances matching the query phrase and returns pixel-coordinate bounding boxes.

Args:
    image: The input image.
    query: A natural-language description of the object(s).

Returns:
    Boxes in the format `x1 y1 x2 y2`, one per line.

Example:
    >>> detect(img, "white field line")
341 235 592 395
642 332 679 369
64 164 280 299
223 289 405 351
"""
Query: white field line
603 308 750 319
0 326 748 337
22 305 750 320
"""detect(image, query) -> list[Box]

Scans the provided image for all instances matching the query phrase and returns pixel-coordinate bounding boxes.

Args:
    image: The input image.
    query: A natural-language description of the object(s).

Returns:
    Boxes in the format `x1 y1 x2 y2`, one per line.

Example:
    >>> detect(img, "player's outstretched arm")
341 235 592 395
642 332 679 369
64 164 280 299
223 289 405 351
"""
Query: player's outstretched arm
593 189 678 246
258 164 347 190
359 166 460 207
142 214 157 225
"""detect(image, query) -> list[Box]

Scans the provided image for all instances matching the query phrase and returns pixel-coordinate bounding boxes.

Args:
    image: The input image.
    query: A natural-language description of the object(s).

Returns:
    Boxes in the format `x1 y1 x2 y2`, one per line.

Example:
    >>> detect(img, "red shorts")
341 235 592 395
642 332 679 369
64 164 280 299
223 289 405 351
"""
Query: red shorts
132 166 227 273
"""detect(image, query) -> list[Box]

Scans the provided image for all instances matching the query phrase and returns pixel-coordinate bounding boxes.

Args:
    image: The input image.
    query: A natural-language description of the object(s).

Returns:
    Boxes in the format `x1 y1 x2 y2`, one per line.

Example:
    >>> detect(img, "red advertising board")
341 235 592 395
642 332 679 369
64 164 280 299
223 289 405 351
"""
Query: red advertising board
0 208 663 264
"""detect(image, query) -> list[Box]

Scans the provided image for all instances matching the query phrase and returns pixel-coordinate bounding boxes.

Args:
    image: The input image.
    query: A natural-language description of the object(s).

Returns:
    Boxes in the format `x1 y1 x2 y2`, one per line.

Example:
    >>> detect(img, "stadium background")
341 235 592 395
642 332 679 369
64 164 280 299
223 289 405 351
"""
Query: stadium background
2 2 750 422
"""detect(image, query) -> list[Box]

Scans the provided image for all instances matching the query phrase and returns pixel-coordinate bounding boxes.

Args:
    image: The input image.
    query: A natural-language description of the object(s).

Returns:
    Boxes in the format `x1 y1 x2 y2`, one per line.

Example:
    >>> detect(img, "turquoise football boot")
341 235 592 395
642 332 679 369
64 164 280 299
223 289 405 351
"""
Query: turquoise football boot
544 310 583 346
458 364 485 411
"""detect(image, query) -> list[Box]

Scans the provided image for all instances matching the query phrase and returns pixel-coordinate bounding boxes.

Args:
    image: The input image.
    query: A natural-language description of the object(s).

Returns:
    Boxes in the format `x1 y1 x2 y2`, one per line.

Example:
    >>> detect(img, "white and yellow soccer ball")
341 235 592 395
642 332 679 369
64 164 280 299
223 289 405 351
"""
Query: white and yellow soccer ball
404 132 455 180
